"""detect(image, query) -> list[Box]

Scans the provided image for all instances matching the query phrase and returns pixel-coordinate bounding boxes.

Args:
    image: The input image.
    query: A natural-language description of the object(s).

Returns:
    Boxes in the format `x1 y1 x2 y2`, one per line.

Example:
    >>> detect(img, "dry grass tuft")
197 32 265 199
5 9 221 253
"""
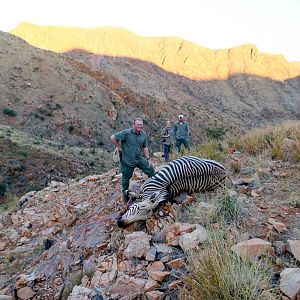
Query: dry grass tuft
62 270 94 299
217 194 240 224
229 121 300 161
0 193 19 214
191 141 225 161
181 231 273 300
187 191 241 227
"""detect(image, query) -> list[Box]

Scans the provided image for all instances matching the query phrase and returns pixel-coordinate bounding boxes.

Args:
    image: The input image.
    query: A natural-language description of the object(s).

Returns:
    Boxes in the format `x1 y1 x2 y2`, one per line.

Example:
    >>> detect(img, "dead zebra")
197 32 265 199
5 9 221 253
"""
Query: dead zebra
117 156 227 227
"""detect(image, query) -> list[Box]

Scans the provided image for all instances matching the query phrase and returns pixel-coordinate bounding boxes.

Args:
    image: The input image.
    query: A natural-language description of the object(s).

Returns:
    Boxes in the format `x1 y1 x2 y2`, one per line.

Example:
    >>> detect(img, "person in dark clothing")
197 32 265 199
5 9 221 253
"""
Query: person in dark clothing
111 118 155 202
160 120 174 163
173 114 190 154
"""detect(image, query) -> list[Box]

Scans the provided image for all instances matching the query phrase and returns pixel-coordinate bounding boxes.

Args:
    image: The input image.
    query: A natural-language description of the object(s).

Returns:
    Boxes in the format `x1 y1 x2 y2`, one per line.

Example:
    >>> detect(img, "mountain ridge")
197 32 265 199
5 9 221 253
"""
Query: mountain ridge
11 22 300 81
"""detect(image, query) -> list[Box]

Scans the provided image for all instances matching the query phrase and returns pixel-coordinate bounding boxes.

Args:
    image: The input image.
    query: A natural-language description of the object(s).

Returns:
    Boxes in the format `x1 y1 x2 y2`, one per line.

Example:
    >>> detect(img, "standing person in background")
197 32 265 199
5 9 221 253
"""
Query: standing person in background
111 118 155 202
174 114 190 154
161 120 174 163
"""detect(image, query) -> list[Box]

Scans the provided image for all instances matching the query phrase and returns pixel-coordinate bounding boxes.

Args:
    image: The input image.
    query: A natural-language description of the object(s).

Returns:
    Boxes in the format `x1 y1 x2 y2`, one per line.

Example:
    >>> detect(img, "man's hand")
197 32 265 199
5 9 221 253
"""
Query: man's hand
147 158 152 166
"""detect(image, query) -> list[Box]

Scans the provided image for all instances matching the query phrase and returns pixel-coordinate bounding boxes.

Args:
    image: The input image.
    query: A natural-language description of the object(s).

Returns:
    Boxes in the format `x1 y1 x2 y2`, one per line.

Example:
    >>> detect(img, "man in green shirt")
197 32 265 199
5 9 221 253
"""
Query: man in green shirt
174 114 190 154
111 118 155 202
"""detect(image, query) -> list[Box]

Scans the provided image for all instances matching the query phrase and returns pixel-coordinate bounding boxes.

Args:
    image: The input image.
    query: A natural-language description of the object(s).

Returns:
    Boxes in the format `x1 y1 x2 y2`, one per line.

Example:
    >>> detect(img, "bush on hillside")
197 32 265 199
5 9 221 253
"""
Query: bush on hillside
3 108 17 117
68 125 75 133
205 127 227 140
0 193 19 214
0 183 7 197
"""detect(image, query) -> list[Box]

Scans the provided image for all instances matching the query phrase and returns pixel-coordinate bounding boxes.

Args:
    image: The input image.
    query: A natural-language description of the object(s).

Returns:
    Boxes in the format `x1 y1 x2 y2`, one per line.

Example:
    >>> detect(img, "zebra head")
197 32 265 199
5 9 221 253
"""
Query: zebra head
117 190 169 228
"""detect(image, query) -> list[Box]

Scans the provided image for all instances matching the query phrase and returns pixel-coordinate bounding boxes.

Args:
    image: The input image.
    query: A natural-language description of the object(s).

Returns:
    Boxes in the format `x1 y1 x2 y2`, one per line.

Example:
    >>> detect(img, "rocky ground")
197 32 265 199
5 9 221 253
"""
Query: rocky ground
0 150 299 300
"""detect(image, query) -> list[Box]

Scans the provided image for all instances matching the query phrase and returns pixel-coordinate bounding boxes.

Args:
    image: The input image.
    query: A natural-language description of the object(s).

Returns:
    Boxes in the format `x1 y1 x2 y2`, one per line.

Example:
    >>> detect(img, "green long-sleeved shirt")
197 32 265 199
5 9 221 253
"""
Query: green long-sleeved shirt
174 121 189 140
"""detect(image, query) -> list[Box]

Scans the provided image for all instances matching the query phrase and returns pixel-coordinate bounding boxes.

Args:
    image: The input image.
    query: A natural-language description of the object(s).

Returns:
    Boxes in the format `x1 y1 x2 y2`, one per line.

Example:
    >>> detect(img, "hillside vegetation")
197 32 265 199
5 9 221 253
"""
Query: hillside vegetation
0 125 113 201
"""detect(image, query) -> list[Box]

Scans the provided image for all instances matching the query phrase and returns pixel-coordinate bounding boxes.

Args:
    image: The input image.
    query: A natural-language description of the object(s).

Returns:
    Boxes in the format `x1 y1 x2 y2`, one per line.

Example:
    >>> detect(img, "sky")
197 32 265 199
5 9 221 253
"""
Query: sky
1 0 299 61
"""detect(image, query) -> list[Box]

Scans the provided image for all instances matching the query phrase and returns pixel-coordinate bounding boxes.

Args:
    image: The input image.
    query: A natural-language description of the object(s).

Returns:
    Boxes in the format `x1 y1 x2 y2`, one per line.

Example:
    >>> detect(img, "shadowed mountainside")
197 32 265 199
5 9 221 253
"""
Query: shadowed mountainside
10 22 300 134
0 31 148 149
68 51 300 132
2 28 300 149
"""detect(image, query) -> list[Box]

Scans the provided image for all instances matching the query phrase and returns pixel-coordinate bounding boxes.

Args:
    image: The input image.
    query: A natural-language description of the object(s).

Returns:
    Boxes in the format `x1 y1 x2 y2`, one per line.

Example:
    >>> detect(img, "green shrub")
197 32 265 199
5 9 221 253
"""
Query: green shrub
0 183 7 197
68 125 75 133
38 108 53 117
33 112 45 121
16 150 28 157
205 127 227 140
217 194 240 223
3 108 17 117
230 161 242 174
288 194 300 208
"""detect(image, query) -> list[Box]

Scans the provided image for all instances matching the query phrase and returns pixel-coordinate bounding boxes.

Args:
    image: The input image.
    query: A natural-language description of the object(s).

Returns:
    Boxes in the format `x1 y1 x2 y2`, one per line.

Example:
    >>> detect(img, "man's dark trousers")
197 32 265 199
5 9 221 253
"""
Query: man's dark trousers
121 158 155 200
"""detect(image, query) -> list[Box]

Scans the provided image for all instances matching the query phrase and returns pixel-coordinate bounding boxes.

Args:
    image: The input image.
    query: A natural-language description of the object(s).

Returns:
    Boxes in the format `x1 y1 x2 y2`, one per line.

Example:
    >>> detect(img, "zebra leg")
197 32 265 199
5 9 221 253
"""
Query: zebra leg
125 190 140 201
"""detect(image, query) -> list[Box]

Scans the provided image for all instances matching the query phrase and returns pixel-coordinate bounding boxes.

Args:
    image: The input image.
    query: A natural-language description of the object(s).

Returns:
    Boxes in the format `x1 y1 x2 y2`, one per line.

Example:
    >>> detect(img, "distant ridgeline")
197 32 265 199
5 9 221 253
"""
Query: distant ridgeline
11 22 300 81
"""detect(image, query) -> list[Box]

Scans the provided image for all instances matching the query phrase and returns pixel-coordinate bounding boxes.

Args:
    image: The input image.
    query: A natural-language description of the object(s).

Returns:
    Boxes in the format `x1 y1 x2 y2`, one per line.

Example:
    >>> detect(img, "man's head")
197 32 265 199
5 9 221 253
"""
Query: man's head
133 118 144 133
166 120 171 127
178 115 184 122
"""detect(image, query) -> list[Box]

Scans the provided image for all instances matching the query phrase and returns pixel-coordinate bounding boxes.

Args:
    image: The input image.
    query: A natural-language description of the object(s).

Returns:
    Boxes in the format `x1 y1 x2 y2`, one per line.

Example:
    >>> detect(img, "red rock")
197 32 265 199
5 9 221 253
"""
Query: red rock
166 258 185 269
148 270 170 282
